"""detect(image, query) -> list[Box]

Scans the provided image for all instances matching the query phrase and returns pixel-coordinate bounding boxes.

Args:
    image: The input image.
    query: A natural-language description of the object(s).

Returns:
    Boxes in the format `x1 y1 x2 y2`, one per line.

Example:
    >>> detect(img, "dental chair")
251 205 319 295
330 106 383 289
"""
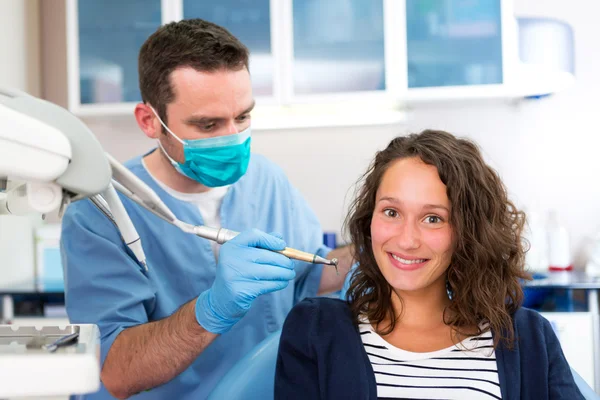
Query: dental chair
208 329 599 400
207 330 282 400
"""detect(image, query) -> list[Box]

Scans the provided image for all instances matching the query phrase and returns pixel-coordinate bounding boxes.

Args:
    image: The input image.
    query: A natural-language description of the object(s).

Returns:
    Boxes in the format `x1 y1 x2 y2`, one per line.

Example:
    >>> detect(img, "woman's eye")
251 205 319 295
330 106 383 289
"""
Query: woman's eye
424 215 442 224
383 209 398 218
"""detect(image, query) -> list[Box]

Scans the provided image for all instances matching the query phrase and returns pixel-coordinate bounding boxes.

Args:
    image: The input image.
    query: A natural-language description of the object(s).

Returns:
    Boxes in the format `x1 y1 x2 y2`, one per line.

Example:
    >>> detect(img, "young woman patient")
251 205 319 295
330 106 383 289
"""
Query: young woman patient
275 130 583 399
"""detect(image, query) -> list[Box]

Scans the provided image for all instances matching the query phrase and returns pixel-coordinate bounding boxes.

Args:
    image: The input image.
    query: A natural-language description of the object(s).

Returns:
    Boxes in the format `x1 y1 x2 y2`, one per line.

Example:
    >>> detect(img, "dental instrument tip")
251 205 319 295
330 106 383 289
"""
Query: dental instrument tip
313 255 337 266
330 258 339 275
313 256 339 274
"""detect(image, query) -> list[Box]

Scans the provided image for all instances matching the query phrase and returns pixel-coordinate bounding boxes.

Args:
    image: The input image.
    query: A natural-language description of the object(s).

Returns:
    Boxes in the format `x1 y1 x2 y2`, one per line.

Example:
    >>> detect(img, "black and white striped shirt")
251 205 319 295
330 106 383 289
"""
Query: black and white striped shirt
360 322 502 399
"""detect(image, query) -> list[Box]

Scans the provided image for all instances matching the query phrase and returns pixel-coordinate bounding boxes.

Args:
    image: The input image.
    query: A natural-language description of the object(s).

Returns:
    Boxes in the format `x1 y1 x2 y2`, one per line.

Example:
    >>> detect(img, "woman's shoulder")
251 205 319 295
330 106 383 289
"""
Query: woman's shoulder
281 298 367 364
284 298 355 335
288 297 352 320
513 306 552 329
509 306 558 346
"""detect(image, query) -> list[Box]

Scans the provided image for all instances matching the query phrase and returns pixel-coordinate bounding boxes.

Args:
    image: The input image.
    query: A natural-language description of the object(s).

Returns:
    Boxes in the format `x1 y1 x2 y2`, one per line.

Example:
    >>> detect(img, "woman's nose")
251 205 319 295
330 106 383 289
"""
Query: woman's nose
395 221 421 250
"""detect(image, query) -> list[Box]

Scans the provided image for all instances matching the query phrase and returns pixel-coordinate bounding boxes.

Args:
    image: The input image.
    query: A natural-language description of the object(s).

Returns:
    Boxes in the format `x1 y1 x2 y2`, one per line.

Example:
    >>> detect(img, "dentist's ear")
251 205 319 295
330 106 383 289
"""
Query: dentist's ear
135 103 162 139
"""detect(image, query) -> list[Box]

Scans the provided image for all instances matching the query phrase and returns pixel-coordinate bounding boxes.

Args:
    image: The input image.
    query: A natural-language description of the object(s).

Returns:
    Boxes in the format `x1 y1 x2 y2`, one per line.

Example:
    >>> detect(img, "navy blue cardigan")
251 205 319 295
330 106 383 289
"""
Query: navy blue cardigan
275 298 584 399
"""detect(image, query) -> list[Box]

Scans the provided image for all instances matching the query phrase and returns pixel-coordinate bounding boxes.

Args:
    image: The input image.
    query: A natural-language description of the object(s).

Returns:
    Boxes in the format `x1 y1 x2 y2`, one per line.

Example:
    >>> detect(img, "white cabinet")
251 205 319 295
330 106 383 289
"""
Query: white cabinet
403 0 517 102
289 0 385 96
41 0 573 122
77 0 162 106
406 0 504 89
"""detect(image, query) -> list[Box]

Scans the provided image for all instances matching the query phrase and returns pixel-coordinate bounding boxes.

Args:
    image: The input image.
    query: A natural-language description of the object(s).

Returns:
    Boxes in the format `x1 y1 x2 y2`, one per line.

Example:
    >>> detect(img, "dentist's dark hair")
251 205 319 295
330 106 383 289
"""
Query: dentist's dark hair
344 129 529 349
138 18 249 124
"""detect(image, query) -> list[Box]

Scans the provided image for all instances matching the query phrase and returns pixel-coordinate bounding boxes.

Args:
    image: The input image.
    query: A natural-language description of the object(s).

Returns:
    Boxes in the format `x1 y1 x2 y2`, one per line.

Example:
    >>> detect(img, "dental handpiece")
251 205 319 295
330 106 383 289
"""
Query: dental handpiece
175 222 339 270
105 172 339 271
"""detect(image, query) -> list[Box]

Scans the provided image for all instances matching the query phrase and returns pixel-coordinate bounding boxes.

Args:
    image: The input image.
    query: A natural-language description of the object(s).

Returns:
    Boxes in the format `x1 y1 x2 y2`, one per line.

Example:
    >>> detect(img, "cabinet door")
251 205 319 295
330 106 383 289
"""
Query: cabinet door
77 0 162 104
183 0 273 97
292 0 385 95
406 0 503 88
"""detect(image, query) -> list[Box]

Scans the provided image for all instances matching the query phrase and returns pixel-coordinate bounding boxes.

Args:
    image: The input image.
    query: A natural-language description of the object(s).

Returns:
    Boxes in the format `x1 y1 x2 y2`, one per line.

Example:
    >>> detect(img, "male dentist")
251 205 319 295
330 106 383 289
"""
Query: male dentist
61 18 353 399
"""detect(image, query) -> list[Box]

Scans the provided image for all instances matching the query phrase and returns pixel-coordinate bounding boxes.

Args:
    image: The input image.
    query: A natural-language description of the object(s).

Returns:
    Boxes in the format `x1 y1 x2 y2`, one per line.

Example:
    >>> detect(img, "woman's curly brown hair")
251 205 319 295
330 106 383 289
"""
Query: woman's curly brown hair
345 129 530 349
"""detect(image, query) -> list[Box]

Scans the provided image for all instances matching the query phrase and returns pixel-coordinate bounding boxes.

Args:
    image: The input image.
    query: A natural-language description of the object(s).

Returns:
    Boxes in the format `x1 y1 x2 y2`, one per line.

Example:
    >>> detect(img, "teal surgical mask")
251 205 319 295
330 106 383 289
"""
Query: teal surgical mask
150 107 251 187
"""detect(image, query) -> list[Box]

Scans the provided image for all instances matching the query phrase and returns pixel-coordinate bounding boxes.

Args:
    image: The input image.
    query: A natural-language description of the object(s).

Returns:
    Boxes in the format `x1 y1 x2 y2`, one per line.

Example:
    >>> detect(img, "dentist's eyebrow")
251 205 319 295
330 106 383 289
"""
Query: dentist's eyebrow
236 100 255 118
185 116 222 126
184 101 256 126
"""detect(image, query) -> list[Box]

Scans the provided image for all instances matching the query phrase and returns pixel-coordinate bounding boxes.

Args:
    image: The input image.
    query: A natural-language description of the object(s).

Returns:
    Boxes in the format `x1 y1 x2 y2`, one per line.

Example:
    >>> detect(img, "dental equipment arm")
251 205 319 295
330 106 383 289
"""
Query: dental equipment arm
106 153 177 222
105 180 338 269
99 184 338 269
0 88 146 267
104 152 337 268
0 88 112 212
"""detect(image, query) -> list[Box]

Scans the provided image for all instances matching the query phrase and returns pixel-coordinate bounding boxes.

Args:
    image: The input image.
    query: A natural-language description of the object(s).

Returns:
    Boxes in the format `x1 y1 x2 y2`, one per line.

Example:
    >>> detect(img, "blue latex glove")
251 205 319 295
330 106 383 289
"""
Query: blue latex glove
195 229 296 334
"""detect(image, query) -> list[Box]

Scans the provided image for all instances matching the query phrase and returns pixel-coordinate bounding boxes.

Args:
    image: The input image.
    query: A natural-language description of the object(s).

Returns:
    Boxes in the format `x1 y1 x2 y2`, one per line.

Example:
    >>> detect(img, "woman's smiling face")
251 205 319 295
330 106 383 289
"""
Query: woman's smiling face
370 157 454 296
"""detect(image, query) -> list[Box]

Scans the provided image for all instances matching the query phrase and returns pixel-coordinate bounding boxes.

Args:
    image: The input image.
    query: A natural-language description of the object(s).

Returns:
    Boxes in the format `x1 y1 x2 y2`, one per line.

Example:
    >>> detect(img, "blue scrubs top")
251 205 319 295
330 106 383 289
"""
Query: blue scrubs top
60 152 329 399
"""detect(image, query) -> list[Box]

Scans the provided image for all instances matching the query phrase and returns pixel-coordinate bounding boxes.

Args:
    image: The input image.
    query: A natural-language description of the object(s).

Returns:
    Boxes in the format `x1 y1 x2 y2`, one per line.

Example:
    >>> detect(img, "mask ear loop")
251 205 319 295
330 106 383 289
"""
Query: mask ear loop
156 140 181 168
147 105 184 167
148 105 184 144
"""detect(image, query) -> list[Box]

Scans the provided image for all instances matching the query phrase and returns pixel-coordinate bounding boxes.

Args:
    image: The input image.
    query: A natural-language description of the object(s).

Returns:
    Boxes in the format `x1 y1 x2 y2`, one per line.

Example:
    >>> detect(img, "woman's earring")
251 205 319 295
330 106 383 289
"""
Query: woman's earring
446 279 454 301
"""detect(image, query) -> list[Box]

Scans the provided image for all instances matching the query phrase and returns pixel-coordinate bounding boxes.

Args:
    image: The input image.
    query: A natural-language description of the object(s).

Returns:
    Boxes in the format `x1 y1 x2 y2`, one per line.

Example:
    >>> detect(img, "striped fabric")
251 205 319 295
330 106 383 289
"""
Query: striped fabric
359 322 502 399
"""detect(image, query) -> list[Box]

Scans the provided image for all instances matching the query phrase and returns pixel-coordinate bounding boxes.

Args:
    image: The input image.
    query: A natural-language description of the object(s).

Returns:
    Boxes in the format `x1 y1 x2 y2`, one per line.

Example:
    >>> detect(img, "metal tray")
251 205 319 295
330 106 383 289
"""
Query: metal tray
0 324 100 397
0 325 82 354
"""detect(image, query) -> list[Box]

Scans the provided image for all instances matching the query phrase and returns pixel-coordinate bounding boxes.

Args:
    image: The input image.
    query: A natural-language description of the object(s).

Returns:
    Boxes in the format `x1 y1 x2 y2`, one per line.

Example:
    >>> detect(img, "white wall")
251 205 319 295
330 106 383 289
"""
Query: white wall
402 0 600 268
0 0 40 95
259 0 600 268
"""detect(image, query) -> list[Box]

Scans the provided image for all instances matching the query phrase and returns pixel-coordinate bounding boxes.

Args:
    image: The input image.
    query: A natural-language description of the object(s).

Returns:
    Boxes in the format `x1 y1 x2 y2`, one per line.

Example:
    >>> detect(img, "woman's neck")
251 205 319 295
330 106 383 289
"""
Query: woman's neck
374 283 482 352
374 284 455 352
393 288 449 328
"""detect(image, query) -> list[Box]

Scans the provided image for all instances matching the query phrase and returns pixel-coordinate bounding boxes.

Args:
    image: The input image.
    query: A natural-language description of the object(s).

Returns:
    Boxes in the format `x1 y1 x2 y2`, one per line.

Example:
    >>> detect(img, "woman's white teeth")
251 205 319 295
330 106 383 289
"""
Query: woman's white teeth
391 254 426 264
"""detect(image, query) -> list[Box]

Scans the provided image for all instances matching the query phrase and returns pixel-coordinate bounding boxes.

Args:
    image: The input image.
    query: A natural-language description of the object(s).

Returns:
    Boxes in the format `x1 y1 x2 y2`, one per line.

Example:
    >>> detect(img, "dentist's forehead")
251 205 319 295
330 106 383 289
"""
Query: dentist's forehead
169 67 253 118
